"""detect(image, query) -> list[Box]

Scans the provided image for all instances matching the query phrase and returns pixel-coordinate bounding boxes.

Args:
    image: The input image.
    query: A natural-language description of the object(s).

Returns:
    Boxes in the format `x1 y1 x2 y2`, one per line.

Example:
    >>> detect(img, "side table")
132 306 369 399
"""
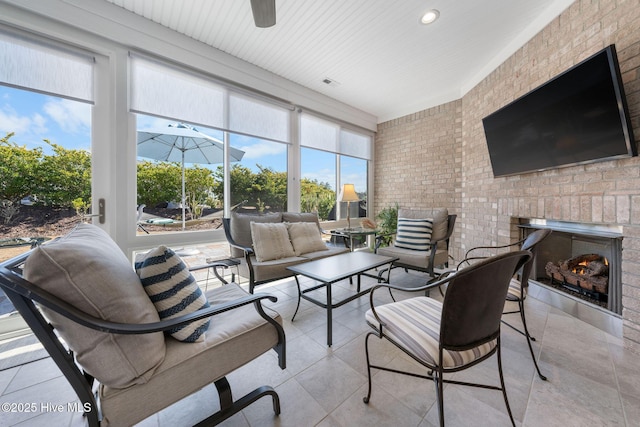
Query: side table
189 258 241 289
331 227 378 252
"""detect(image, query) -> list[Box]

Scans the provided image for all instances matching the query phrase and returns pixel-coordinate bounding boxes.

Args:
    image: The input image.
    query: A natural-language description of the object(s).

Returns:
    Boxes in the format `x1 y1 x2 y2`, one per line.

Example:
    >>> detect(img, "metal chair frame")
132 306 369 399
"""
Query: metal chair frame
459 228 552 381
363 251 531 426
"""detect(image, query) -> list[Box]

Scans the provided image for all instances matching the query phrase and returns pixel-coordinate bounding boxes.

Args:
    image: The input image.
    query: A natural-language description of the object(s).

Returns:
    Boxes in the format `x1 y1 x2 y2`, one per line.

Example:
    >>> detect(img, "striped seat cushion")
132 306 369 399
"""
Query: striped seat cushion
506 278 523 301
135 246 210 343
395 218 433 251
365 297 496 369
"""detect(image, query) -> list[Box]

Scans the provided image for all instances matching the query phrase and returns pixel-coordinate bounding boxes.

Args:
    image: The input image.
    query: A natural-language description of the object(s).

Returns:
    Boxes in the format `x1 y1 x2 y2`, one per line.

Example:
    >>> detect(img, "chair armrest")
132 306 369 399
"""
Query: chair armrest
460 237 526 268
189 260 240 285
222 217 255 257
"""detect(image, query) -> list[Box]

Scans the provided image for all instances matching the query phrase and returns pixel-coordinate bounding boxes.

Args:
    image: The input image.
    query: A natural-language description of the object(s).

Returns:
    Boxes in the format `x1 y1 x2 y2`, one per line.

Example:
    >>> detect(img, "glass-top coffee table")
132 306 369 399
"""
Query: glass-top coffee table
287 251 397 346
330 227 378 252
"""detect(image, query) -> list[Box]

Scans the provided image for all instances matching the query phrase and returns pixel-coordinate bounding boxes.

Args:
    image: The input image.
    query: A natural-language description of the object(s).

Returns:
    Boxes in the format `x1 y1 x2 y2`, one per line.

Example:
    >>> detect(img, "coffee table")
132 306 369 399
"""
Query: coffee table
287 251 397 346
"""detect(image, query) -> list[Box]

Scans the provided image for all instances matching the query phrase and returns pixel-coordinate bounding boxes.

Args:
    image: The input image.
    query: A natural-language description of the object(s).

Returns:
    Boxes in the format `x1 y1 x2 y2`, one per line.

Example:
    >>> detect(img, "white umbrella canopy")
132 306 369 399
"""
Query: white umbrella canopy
137 123 245 230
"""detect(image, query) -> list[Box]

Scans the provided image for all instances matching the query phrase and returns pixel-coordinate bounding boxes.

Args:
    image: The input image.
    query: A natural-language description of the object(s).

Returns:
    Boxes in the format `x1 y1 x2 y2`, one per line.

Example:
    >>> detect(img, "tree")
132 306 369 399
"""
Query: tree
301 178 335 220
36 140 91 207
0 133 42 204
252 166 287 212
137 161 181 207
212 164 255 208
184 165 216 219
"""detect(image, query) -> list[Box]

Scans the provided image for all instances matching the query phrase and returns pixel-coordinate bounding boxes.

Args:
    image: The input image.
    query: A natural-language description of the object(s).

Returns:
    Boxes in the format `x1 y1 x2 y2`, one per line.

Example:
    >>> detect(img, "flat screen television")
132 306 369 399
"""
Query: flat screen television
482 44 636 177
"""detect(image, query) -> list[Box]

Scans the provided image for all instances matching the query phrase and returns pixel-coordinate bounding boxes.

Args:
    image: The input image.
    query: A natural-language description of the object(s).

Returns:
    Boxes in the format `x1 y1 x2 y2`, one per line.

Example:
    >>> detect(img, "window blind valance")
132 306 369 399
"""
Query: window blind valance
300 112 372 160
0 29 94 103
130 54 291 143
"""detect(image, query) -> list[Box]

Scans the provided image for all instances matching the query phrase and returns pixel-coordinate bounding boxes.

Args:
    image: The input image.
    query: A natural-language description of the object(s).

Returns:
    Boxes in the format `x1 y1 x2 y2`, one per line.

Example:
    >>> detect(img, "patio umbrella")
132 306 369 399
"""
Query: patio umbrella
137 123 245 230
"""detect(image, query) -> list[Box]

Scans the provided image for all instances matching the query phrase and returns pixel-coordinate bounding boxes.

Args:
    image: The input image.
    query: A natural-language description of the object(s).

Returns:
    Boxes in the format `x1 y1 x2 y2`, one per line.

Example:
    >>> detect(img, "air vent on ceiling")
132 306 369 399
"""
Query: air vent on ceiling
322 77 341 87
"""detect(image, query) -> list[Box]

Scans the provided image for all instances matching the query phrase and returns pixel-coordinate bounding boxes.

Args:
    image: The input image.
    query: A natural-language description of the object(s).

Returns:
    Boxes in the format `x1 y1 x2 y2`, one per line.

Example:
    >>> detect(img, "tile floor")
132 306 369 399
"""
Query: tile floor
1 267 639 427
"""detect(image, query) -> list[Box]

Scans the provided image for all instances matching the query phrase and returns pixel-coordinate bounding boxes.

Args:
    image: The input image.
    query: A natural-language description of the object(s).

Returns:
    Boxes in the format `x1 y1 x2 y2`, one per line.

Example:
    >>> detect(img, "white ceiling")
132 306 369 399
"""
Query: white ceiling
101 0 574 123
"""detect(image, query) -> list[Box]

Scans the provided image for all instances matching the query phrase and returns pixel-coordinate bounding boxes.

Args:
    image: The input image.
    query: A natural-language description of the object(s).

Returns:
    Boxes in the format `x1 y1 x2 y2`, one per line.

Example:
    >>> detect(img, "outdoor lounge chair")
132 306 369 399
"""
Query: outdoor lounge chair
0 224 286 426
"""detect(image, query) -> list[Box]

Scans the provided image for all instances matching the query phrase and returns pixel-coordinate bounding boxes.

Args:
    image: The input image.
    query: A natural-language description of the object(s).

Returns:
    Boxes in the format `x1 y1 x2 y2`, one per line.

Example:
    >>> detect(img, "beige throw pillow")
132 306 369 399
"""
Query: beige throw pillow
23 224 165 389
250 222 296 262
287 222 328 256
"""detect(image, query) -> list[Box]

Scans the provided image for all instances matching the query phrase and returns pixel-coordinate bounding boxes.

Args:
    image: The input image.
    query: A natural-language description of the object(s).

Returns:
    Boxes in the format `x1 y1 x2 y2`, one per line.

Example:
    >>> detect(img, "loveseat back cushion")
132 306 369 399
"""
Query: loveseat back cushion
250 222 296 262
287 222 329 256
397 208 448 242
135 246 210 343
282 212 321 228
23 223 166 389
230 212 282 258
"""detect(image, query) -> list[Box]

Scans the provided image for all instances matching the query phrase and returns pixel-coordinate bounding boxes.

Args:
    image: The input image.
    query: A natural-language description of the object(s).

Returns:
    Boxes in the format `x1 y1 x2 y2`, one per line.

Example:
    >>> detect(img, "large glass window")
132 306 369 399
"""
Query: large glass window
227 133 288 214
0 29 94 338
135 115 226 233
300 112 372 223
301 147 336 220
131 54 292 233
339 155 368 221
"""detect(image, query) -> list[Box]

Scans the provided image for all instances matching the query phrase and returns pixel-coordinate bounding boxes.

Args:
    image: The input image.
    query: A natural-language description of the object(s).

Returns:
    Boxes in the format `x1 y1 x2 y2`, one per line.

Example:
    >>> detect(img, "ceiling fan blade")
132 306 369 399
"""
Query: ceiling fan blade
250 0 276 28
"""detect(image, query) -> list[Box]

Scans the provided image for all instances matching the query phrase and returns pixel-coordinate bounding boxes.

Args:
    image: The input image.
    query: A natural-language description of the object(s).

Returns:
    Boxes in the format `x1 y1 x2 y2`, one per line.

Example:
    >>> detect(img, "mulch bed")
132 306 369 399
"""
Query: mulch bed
0 205 223 239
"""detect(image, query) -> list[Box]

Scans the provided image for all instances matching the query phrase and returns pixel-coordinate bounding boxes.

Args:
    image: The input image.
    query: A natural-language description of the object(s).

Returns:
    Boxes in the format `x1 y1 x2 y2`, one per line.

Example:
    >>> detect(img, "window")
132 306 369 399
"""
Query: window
339 155 368 221
300 112 372 222
130 55 292 232
228 132 288 213
0 29 94 338
301 147 336 220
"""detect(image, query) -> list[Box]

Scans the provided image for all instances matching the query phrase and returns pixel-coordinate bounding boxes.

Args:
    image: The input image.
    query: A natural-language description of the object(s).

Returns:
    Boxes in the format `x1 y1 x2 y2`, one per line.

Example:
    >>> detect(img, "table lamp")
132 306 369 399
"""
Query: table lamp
338 183 359 230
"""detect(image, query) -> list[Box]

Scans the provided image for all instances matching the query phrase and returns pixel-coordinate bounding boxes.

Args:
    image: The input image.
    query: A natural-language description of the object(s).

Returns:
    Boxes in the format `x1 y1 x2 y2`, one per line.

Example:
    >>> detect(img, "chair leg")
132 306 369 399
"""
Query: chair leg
194 377 280 426
433 366 445 427
517 299 547 381
362 332 374 404
496 339 516 427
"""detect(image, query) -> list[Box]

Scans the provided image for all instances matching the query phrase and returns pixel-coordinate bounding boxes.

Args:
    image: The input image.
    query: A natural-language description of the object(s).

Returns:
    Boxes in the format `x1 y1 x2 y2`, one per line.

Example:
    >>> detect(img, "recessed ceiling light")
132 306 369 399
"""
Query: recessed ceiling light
420 9 440 25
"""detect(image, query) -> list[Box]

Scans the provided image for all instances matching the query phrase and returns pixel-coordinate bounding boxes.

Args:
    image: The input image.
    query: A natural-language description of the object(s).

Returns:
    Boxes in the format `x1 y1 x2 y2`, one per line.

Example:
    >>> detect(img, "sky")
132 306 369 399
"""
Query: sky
1 85 366 192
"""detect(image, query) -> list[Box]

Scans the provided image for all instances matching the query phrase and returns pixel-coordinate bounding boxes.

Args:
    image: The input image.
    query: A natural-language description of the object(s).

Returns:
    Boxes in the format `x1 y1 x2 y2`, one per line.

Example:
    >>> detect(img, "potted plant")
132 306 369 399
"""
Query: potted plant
375 202 398 248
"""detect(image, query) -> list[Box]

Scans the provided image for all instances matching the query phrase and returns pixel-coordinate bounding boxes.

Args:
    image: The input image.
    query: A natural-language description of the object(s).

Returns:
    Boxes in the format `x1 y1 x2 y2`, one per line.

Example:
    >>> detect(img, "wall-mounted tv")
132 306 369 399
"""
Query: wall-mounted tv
482 44 636 177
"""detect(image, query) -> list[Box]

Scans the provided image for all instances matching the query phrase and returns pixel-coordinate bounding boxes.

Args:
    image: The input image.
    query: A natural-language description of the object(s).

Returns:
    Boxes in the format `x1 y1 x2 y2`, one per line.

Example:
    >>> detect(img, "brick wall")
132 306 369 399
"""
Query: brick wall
374 0 640 351
374 100 463 233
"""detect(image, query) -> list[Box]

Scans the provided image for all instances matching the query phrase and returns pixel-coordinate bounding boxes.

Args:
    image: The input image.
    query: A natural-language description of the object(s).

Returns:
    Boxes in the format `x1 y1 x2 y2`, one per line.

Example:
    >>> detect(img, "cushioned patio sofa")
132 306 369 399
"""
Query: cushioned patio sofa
223 212 349 293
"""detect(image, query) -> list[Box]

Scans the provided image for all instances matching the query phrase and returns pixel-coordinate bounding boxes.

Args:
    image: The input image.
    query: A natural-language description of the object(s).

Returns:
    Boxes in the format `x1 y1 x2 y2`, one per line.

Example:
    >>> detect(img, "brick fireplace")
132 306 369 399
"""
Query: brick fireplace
374 2 640 352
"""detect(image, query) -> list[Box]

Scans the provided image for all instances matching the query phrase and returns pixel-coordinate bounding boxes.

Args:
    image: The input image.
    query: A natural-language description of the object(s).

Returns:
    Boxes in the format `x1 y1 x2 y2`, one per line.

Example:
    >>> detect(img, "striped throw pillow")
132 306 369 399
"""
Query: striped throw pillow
395 218 433 251
135 246 210 343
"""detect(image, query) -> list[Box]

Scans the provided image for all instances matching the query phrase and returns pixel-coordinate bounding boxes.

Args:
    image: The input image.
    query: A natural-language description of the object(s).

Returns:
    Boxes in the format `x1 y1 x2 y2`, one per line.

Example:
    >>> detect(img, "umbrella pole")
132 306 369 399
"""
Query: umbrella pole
181 150 186 230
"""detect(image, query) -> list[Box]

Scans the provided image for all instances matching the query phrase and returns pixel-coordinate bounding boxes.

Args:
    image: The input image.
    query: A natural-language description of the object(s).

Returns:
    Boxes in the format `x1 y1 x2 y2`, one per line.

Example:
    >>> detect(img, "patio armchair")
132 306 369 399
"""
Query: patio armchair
459 228 552 380
0 224 286 426
375 208 456 286
363 250 532 426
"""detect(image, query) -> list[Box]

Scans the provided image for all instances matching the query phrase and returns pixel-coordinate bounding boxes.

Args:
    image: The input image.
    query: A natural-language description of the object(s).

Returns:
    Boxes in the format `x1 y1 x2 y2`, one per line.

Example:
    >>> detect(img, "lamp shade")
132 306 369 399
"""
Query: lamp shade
338 184 359 202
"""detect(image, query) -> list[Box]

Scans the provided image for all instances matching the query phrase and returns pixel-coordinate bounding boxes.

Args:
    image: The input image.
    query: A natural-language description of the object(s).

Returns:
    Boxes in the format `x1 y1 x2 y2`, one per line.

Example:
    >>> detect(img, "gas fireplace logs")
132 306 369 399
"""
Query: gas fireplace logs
545 254 609 294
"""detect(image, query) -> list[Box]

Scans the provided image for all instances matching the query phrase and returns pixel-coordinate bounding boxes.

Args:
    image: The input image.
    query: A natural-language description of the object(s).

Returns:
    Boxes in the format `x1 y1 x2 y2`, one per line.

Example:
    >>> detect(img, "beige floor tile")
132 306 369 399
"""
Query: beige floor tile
295 354 366 412
330 383 424 427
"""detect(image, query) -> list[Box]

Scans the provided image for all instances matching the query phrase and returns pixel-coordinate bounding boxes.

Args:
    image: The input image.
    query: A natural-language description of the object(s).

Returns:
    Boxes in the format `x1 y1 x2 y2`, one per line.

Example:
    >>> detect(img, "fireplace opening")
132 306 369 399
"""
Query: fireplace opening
520 219 622 315
545 253 609 306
